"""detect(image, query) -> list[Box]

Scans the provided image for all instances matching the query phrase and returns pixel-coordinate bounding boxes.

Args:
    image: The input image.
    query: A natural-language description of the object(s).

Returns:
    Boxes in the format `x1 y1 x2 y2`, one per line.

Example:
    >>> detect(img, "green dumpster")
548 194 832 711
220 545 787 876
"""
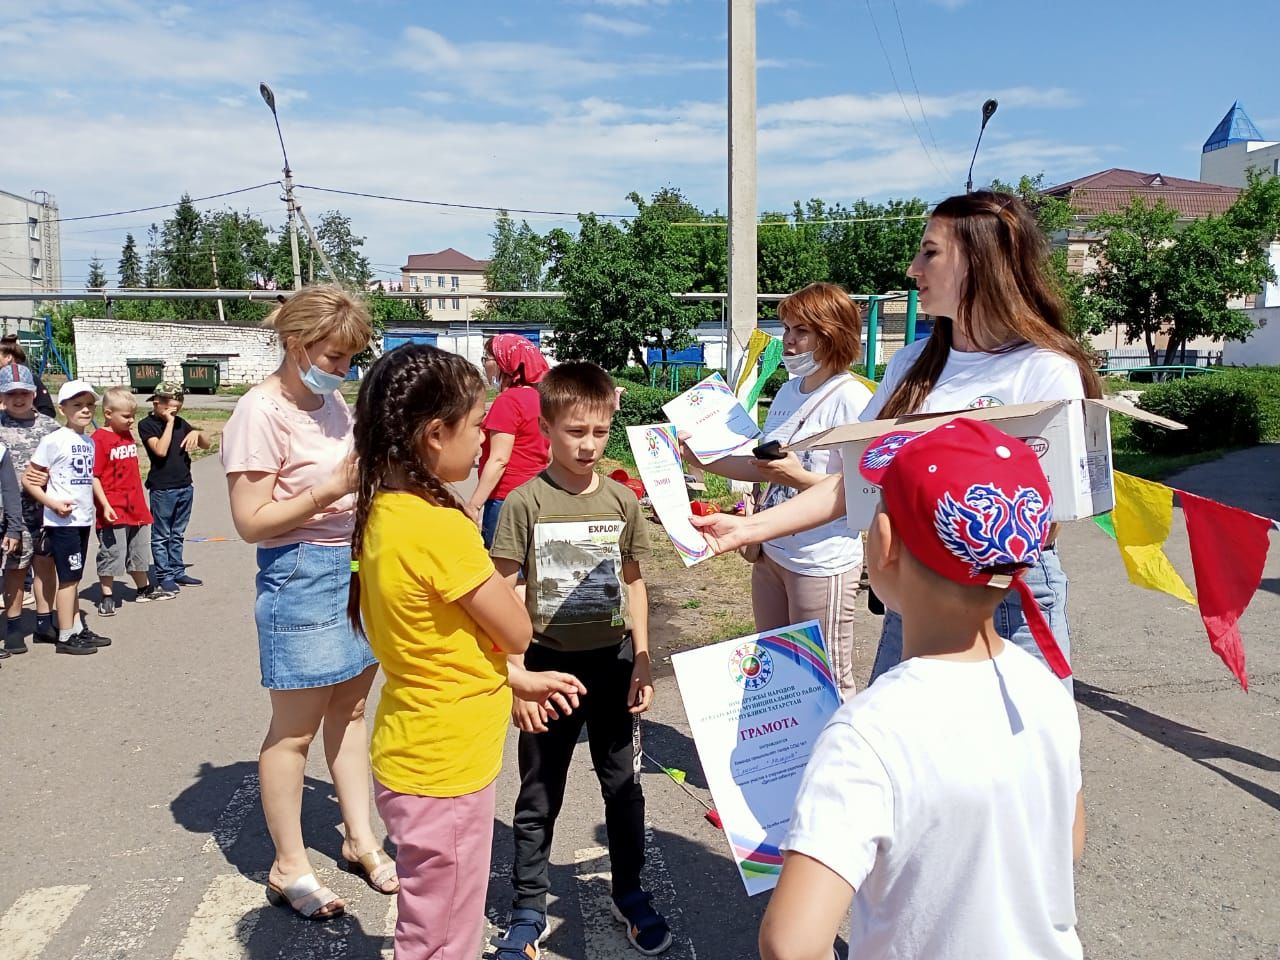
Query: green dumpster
181 359 221 395
126 358 166 394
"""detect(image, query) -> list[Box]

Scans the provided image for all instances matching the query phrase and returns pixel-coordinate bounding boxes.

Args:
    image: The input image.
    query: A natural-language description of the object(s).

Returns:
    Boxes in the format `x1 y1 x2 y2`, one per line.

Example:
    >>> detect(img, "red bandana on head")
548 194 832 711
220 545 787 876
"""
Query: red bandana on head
490 334 549 385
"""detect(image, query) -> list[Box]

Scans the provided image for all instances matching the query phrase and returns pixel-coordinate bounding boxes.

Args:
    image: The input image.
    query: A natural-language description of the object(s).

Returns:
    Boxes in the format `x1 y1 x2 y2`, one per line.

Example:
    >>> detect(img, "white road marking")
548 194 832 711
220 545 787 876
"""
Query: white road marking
0 884 91 960
70 877 183 960
379 897 396 960
171 872 267 960
203 773 260 855
572 828 696 960
270 868 352 960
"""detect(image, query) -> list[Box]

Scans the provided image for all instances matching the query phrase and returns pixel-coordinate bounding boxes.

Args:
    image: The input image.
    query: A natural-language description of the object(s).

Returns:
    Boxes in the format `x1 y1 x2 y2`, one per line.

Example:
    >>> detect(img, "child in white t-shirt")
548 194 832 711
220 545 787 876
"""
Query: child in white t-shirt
758 417 1084 960
24 380 110 655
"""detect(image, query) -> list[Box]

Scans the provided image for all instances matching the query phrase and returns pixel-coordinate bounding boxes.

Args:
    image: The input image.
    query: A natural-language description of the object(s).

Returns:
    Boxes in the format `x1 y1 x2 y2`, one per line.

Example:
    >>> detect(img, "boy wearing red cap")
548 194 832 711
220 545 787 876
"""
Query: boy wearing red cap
753 419 1084 960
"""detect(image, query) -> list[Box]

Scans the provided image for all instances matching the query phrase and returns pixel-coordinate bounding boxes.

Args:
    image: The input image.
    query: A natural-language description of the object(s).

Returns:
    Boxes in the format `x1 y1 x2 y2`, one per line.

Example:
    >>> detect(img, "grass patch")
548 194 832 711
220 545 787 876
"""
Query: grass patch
1109 415 1234 481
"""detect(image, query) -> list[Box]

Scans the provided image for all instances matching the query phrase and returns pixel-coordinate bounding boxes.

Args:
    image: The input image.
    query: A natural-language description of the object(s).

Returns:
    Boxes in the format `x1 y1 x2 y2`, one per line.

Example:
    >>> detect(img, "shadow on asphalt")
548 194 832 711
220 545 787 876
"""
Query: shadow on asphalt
1259 577 1280 597
1076 682 1280 812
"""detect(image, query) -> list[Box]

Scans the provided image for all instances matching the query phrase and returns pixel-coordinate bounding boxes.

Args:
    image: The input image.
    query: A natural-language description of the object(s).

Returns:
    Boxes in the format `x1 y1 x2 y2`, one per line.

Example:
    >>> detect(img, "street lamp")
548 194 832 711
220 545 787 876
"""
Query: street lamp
965 98 999 194
260 82 302 290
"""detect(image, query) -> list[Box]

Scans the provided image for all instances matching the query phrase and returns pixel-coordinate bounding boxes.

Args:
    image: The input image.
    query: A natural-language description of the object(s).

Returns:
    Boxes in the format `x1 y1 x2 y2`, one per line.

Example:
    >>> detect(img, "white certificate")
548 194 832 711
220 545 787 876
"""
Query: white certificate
672 620 842 895
661 372 761 463
626 424 712 566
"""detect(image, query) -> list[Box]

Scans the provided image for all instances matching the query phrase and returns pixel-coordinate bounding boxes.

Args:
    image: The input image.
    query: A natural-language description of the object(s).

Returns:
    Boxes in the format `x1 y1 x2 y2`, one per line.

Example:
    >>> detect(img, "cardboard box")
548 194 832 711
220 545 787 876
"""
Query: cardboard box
786 398 1185 531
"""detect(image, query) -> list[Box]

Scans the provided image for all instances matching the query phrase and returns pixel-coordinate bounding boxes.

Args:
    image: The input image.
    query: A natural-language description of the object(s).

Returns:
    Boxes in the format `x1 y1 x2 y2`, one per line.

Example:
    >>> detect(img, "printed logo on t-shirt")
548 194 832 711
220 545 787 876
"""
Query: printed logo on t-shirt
68 551 83 571
69 441 94 485
968 396 1004 409
532 519 628 629
109 444 139 462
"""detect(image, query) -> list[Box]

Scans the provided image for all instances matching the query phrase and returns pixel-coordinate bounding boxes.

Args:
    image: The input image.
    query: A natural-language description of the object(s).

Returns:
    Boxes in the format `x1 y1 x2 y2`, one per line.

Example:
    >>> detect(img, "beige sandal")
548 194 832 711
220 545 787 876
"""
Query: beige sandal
340 848 400 895
266 873 345 920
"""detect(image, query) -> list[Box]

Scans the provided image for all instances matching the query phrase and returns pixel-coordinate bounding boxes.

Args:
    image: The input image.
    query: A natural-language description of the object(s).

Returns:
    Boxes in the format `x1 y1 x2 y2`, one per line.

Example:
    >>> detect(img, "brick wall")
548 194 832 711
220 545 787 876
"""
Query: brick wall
72 318 282 387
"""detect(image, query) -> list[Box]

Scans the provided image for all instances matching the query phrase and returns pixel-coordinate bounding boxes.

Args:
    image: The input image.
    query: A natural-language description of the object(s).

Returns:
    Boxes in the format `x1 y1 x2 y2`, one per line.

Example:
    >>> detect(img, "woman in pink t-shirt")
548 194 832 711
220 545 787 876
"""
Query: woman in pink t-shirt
466 334 550 547
221 286 397 922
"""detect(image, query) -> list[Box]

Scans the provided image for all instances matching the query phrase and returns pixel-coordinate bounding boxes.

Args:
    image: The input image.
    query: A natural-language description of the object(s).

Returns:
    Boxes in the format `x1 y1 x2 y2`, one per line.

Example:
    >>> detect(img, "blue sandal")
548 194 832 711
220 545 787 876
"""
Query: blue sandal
611 890 672 956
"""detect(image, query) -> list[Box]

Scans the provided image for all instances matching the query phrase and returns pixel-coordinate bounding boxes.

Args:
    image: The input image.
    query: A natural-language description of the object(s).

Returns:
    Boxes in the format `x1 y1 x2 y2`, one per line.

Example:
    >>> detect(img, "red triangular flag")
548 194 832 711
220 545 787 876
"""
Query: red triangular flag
1180 492 1273 691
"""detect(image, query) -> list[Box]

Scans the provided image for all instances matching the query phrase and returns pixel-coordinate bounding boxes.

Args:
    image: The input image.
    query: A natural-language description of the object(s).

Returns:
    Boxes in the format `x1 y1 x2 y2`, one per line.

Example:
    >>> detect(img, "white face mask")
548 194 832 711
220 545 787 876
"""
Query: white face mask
782 351 821 378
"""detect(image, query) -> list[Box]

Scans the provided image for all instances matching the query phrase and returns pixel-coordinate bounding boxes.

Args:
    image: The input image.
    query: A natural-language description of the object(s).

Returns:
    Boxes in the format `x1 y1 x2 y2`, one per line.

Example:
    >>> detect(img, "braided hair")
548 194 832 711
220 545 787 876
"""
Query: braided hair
347 343 486 628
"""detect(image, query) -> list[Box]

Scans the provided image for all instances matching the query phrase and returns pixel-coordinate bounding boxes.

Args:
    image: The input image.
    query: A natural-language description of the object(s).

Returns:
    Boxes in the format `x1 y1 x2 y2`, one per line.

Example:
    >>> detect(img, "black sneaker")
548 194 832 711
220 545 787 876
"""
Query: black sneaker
135 584 175 603
77 626 112 648
33 622 58 645
492 909 549 960
4 633 28 655
611 890 672 956
54 632 98 655
96 596 118 617
174 574 203 587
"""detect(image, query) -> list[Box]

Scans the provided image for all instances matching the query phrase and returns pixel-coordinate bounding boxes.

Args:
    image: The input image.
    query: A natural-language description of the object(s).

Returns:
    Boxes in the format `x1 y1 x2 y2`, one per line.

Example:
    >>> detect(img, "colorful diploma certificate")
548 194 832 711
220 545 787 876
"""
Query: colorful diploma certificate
626 424 712 566
661 372 761 463
672 620 842 895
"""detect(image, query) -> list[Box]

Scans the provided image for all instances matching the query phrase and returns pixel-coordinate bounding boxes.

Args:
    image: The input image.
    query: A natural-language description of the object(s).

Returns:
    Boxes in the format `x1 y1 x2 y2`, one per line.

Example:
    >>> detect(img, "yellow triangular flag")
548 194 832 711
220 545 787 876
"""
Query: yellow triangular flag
734 329 774 395
1111 472 1197 606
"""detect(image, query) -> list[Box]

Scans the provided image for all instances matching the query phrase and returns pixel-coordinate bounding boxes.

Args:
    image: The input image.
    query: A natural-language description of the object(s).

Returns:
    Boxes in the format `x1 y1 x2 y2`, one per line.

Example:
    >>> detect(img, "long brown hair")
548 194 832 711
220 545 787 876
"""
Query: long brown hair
347 343 485 629
880 191 1101 418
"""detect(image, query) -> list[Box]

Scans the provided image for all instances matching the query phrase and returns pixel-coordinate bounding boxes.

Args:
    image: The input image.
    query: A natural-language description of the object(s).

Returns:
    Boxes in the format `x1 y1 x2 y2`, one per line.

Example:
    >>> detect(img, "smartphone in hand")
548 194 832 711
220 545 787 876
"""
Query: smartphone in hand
752 439 786 461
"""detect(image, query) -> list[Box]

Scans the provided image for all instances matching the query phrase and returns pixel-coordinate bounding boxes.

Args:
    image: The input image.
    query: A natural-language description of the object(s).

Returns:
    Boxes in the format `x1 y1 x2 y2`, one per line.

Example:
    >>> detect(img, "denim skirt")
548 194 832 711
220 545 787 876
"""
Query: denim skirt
254 541 376 690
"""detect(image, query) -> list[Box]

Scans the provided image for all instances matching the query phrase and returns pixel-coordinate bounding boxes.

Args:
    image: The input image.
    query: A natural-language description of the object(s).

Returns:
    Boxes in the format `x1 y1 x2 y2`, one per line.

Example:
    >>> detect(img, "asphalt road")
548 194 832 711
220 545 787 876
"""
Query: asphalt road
0 451 1276 960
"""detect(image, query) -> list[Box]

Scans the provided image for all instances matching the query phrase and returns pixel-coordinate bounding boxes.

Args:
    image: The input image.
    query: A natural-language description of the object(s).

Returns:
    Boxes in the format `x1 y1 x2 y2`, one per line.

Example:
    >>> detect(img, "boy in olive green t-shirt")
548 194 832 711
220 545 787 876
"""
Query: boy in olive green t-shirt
490 362 672 958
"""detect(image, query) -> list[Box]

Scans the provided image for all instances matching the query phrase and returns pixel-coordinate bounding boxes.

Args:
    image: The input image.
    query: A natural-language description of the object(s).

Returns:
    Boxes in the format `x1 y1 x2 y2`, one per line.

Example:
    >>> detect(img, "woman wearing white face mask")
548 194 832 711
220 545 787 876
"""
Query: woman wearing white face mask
221 286 399 922
691 283 872 697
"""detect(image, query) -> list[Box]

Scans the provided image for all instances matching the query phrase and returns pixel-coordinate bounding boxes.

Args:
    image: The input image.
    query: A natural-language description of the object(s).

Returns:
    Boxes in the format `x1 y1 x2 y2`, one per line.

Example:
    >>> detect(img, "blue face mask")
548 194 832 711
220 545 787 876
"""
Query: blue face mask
297 358 345 395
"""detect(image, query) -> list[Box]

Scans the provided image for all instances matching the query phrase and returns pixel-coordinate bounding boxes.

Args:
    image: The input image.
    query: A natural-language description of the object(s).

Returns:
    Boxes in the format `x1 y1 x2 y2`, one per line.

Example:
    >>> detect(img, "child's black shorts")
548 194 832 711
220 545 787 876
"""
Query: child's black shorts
42 526 92 584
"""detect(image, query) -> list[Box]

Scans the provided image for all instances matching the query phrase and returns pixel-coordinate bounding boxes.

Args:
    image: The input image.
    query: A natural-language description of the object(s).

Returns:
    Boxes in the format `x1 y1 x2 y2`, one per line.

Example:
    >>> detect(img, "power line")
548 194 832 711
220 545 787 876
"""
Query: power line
296 183 634 220
862 0 949 183
0 182 280 228
889 0 950 180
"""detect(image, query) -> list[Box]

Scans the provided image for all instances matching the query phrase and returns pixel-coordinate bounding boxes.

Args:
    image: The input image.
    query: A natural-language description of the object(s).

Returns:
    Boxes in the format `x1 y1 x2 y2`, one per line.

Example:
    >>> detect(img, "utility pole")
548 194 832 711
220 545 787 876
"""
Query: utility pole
210 247 226 324
727 0 758 390
260 83 303 290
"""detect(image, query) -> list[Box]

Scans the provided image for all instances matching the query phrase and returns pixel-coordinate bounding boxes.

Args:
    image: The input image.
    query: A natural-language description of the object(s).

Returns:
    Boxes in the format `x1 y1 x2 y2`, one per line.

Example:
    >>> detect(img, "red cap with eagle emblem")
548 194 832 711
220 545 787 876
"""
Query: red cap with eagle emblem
858 417 1071 679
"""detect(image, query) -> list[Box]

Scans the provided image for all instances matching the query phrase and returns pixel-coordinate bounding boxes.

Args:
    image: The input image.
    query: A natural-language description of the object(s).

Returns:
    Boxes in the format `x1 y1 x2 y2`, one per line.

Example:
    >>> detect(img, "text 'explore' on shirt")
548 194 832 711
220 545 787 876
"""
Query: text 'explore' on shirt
138 413 194 490
31 426 96 527
860 339 1086 421
759 373 873 577
785 643 1083 960
491 472 650 653
360 492 511 798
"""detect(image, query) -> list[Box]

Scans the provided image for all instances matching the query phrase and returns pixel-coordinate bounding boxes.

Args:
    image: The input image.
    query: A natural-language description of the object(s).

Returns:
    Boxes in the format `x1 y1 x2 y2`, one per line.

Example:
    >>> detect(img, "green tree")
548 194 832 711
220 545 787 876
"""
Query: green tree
813 197 928 295
118 234 142 288
1085 172 1280 364
480 210 566 327
86 257 107 292
548 190 712 372
160 194 205 290
143 224 162 288
758 207 828 311
311 210 371 287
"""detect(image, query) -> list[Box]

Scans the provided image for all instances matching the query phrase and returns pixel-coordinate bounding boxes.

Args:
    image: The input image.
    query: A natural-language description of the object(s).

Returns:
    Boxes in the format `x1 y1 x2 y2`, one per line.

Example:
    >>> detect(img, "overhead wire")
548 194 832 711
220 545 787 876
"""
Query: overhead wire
0 182 280 228
862 0 949 184
889 0 951 180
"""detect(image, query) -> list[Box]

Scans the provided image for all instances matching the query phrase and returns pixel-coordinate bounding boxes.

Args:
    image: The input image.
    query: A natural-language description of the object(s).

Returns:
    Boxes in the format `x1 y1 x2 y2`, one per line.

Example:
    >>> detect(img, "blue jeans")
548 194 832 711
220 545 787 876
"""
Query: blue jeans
150 485 193 586
869 547 1073 691
481 497 504 550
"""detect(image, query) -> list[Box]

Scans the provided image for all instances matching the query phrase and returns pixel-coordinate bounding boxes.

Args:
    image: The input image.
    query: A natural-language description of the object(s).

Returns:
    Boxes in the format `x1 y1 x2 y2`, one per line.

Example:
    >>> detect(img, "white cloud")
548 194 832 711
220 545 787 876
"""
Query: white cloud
581 12 651 35
586 0 671 7
779 8 805 27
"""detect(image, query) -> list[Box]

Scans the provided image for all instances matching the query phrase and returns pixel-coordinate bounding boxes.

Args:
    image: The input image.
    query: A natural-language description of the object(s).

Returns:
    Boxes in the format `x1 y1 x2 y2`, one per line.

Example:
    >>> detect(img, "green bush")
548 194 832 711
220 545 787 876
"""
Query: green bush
607 382 680 460
1131 370 1280 454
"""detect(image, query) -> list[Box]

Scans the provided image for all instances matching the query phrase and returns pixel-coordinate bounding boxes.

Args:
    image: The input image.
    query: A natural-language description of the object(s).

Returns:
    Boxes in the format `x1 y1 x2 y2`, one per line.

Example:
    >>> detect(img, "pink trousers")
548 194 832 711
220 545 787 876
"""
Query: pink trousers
374 778 497 960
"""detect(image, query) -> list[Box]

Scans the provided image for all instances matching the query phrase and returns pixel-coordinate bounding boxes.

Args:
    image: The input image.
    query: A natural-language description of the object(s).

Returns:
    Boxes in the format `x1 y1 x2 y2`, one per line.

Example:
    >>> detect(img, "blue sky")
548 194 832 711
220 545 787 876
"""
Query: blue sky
2 0 1277 288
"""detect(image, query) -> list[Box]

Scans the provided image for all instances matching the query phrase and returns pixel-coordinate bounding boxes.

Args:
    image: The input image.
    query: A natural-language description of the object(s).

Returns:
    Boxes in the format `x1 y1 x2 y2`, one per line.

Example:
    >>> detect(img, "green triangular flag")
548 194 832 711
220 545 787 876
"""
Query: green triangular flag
663 767 687 784
1094 513 1116 540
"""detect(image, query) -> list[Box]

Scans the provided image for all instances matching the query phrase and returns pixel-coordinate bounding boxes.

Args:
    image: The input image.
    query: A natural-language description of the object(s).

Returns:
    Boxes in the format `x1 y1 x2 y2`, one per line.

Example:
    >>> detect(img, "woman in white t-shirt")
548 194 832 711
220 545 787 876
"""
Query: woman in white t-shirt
693 283 872 696
691 192 1102 688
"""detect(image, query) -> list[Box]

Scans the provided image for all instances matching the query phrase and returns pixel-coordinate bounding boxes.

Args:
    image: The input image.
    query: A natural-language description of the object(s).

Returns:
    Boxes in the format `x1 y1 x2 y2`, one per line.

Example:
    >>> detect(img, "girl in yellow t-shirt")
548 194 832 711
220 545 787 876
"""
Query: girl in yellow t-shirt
349 344 584 960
